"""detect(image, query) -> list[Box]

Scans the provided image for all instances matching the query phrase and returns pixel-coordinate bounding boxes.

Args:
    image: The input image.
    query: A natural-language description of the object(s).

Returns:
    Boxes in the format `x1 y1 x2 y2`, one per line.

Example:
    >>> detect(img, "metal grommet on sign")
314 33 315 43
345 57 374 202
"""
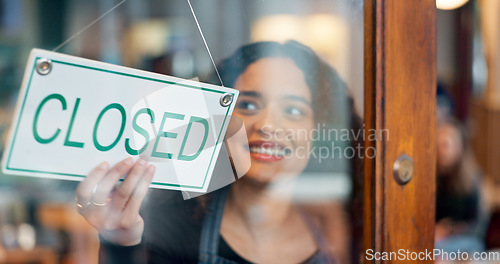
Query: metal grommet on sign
220 93 233 107
393 154 414 185
36 58 52 76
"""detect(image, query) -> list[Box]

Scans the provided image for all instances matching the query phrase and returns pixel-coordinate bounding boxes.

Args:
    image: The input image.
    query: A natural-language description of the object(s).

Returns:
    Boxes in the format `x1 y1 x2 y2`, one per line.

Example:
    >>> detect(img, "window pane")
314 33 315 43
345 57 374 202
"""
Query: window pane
0 0 363 263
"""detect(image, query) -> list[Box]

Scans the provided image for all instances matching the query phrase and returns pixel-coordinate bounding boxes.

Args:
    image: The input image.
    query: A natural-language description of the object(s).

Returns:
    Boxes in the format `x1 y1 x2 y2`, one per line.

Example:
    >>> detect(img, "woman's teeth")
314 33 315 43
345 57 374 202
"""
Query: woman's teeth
249 146 289 157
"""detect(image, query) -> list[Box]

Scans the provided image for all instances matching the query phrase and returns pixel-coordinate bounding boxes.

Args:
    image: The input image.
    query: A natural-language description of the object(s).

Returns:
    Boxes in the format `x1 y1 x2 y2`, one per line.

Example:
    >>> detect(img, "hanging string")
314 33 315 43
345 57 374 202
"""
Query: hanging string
186 0 225 87
52 0 127 52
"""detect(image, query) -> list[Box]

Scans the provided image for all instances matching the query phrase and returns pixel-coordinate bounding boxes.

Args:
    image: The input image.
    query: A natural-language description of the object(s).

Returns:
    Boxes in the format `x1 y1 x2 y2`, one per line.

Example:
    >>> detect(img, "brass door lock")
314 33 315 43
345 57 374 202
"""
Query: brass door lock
393 154 414 185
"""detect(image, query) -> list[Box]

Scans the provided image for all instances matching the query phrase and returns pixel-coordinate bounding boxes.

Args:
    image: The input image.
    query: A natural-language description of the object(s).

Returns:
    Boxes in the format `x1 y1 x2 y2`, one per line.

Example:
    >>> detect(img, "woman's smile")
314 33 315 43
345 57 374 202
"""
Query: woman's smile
248 140 292 162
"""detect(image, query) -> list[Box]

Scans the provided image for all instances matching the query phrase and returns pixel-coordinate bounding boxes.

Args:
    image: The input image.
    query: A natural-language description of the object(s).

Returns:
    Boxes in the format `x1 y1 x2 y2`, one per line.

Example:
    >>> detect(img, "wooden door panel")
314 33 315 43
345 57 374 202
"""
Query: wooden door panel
364 0 436 263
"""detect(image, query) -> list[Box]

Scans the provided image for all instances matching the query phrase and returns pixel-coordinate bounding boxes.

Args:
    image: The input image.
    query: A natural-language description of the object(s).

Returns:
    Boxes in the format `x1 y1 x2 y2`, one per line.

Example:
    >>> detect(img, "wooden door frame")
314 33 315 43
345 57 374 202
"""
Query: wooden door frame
363 0 436 263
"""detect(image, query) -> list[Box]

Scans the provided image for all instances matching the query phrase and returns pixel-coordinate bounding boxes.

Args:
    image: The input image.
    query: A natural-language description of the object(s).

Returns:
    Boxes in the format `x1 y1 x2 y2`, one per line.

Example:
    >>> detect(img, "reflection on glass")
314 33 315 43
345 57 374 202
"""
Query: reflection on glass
0 0 363 263
93 40 361 264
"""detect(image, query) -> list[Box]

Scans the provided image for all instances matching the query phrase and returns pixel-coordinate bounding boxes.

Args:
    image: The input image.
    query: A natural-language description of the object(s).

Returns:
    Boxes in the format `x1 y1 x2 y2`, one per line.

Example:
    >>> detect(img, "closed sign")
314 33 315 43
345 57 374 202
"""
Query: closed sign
1 49 238 193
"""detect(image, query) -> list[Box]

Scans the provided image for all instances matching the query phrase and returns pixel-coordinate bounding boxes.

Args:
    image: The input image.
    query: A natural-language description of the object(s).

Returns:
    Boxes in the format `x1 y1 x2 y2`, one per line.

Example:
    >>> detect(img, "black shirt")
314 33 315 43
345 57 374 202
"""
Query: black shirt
435 178 480 223
99 189 252 264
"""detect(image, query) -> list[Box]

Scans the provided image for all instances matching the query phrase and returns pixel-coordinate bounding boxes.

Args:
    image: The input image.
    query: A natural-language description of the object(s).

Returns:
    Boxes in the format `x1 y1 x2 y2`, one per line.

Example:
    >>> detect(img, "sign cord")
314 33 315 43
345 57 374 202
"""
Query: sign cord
186 0 225 87
52 0 128 52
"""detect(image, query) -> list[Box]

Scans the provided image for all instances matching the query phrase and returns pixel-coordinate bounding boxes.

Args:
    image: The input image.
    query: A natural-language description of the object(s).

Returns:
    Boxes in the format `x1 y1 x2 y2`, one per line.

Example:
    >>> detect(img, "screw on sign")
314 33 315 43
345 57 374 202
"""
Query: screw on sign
36 58 52 75
219 93 233 107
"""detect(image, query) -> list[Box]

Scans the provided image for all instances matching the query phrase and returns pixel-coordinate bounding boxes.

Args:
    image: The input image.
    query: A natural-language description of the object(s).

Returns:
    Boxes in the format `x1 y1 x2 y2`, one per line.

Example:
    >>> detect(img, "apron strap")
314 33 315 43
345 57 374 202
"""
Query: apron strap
297 207 335 261
199 189 336 264
199 187 229 257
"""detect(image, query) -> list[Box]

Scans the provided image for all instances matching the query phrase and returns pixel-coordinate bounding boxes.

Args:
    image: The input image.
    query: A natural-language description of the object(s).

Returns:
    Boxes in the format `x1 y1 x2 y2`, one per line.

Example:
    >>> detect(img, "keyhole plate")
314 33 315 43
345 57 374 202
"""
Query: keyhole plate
393 154 414 185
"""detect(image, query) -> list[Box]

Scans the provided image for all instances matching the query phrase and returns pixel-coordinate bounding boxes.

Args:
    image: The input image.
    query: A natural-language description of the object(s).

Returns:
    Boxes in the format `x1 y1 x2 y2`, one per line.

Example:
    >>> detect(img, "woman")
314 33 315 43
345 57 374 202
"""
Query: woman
435 118 485 253
76 41 361 263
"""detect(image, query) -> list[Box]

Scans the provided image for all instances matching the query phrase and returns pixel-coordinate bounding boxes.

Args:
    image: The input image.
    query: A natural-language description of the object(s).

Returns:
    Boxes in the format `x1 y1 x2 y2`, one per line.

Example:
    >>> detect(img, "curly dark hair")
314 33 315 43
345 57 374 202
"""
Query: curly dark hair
203 40 362 176
202 40 364 260
203 40 351 126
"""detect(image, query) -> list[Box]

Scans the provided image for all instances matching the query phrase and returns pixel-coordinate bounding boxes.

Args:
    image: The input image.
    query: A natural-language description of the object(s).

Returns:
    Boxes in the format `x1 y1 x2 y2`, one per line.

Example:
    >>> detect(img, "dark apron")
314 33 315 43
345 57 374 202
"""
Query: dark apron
198 188 337 264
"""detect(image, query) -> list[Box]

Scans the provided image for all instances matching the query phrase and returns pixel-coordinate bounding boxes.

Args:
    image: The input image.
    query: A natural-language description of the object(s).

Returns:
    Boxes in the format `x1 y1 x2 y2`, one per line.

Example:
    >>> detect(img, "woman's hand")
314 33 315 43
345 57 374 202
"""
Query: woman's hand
76 157 155 246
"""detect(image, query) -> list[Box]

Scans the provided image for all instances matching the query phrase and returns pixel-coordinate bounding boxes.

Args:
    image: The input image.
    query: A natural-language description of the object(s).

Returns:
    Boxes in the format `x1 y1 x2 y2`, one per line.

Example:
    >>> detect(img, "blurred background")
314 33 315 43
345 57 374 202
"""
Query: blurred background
434 0 500 261
0 0 363 263
1 0 500 263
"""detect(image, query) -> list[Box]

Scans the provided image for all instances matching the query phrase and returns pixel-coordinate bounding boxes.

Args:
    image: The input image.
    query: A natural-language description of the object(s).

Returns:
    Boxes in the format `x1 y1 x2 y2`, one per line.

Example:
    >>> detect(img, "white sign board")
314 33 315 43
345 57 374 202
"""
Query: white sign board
1 49 238 193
